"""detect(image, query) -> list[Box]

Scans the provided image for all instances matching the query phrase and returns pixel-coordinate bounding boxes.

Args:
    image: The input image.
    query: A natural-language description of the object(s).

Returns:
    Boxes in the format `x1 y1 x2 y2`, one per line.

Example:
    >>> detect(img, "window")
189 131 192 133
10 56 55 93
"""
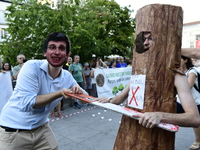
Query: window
190 42 194 48
196 34 200 40
0 29 8 41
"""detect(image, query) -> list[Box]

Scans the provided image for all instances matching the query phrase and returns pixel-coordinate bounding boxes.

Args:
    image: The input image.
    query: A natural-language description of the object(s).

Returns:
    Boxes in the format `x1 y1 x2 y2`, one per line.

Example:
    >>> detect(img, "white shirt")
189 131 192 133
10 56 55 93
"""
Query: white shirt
177 67 200 105
0 60 78 129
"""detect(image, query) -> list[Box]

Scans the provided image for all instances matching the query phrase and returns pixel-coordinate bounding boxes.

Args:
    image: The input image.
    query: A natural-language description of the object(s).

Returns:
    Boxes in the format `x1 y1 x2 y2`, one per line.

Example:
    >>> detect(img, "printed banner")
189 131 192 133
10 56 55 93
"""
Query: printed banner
94 67 132 98
0 72 13 114
128 75 146 110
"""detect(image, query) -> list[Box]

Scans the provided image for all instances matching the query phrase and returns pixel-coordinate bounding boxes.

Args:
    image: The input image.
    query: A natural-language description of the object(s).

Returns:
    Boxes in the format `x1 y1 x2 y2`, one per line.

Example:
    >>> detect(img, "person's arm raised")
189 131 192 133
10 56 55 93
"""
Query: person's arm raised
182 48 200 59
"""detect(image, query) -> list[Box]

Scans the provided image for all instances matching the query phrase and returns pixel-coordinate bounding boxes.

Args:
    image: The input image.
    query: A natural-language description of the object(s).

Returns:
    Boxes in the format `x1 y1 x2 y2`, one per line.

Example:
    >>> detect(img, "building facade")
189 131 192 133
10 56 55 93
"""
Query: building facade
182 21 200 48
0 0 10 42
0 0 10 68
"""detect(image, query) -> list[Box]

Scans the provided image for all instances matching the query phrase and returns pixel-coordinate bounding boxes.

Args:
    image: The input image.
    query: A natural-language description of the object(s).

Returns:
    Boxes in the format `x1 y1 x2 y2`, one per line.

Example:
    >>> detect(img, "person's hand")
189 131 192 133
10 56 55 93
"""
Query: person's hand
132 112 163 128
61 88 73 98
71 85 83 94
61 85 83 98
94 97 111 103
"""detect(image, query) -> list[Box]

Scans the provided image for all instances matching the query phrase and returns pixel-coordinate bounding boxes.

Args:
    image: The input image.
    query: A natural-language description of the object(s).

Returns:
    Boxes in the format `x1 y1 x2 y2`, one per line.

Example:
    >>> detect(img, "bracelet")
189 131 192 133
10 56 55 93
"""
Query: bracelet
109 98 112 103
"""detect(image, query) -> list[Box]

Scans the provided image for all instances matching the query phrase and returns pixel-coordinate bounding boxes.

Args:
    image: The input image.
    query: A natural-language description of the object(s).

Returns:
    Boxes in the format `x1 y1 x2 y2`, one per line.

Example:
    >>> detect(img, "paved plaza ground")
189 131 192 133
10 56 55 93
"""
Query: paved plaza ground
49 101 194 150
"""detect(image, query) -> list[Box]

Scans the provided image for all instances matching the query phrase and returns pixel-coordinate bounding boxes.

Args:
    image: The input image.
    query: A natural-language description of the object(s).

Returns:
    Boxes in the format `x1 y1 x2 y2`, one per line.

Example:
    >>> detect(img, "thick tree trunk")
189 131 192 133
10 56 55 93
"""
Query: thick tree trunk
114 4 183 150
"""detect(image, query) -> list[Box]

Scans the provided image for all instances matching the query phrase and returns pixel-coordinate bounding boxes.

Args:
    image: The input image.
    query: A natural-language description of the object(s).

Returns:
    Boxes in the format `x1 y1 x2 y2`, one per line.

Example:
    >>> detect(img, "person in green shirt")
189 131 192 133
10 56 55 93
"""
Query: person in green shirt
12 54 25 88
12 54 25 79
69 55 86 108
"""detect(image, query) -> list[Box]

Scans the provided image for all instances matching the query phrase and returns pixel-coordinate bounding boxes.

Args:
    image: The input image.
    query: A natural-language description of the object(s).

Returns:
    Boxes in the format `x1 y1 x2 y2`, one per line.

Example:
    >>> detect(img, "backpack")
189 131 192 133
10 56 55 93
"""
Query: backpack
189 67 200 93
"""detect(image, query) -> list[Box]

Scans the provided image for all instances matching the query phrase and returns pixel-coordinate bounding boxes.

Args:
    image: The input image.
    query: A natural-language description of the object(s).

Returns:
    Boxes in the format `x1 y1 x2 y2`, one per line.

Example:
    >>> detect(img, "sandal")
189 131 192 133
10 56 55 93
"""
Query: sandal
57 112 63 117
51 113 56 118
190 142 200 150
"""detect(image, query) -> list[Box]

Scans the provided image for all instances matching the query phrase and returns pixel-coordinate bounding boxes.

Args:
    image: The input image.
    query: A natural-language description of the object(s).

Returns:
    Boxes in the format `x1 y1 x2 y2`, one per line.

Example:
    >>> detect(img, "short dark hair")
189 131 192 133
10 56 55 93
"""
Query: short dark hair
43 32 70 54
91 60 97 68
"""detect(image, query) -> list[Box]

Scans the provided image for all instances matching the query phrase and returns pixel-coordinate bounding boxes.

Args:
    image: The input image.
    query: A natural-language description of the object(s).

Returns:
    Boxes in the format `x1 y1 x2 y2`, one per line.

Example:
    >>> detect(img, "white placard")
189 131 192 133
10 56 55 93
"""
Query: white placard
128 75 146 110
0 72 13 113
94 67 132 98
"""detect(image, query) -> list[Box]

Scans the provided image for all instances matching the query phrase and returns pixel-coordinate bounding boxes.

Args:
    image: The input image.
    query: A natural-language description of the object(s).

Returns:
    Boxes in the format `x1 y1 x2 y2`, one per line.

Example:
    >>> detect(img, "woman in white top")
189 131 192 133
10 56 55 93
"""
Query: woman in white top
1 62 13 76
177 55 200 150
90 60 99 97
90 59 108 97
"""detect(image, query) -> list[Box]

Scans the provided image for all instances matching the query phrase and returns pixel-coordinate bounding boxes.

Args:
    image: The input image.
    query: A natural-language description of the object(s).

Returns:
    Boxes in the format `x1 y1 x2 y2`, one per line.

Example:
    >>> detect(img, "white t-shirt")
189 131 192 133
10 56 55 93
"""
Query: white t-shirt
177 67 200 105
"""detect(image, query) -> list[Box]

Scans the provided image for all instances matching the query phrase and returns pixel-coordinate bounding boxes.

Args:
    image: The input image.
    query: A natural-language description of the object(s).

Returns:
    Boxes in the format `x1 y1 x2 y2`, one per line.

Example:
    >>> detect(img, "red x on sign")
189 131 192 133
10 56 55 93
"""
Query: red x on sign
129 86 140 106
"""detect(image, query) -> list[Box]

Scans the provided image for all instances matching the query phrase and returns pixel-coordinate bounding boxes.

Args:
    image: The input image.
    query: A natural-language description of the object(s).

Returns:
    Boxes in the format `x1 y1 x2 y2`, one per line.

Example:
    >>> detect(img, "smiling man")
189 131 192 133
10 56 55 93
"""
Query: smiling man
0 32 84 150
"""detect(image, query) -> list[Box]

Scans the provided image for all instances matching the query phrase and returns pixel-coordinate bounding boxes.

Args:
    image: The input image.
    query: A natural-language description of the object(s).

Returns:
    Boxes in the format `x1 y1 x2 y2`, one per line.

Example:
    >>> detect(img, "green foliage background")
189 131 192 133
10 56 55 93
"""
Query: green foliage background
0 0 135 66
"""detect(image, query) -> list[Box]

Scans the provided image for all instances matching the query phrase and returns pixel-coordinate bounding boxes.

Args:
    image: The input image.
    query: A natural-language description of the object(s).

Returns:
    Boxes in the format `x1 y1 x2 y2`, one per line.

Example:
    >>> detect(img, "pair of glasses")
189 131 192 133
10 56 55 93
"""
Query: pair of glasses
143 35 152 42
18 58 24 59
47 45 66 51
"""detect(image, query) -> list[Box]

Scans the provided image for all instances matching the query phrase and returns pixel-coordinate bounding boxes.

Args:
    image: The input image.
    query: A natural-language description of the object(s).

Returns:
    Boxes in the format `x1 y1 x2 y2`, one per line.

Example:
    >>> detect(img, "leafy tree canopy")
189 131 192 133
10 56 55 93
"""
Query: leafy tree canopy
0 0 135 65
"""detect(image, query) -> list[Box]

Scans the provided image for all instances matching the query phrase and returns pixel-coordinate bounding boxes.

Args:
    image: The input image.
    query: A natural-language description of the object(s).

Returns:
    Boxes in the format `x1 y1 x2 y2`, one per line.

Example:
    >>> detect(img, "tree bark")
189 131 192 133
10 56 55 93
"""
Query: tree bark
114 4 183 150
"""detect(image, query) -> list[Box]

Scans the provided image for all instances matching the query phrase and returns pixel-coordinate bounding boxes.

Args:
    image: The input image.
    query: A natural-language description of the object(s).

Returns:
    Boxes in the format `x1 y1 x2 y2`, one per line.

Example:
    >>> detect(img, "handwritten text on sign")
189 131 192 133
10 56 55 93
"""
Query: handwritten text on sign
128 75 146 110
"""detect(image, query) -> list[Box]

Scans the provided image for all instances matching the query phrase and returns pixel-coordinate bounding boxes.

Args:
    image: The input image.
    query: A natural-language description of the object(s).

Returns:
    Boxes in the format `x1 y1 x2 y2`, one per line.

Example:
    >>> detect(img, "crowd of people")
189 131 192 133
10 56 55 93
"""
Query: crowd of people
0 50 131 115
56 54 131 110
